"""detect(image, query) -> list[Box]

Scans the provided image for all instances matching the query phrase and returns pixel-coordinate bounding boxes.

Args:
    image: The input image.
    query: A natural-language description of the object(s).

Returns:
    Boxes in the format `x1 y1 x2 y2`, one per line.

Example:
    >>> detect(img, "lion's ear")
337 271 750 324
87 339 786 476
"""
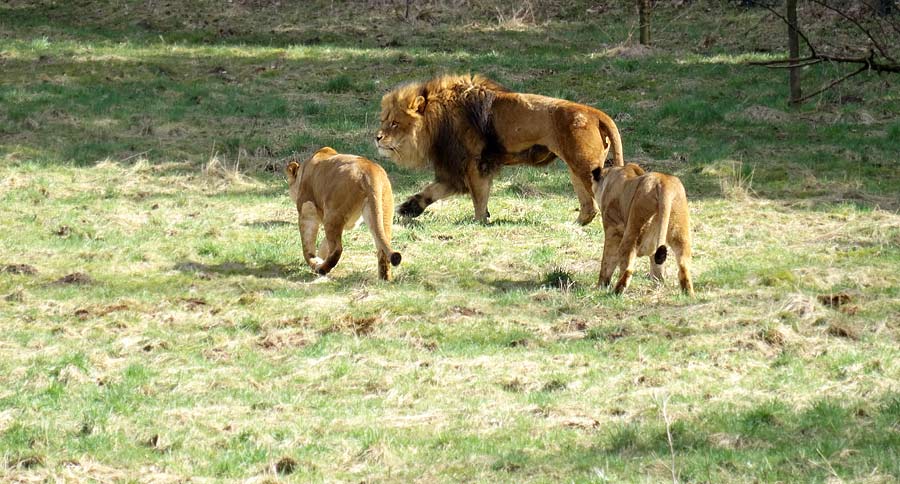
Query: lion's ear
409 95 427 114
285 161 300 179
591 167 602 181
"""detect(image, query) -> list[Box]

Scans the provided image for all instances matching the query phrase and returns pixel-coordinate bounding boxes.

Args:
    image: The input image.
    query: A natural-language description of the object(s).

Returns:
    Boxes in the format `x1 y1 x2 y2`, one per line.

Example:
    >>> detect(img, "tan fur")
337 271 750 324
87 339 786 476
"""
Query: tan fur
376 74 624 225
286 147 401 281
591 163 694 296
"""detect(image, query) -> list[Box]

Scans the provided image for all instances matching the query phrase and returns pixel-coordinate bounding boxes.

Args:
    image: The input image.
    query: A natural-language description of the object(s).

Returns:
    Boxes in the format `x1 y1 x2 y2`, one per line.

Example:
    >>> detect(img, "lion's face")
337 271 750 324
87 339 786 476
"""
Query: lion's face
375 87 428 168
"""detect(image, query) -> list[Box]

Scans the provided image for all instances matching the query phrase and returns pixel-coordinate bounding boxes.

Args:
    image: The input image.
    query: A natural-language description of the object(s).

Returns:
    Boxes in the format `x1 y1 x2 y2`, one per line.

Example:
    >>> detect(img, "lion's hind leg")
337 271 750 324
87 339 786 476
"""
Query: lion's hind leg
466 162 494 223
565 163 599 226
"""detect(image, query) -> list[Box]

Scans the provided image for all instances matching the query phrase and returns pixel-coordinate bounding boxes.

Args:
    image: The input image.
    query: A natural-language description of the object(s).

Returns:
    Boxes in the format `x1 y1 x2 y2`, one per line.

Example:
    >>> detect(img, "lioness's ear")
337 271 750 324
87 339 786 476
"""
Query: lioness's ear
409 95 426 114
285 161 300 179
591 167 602 181
629 163 646 176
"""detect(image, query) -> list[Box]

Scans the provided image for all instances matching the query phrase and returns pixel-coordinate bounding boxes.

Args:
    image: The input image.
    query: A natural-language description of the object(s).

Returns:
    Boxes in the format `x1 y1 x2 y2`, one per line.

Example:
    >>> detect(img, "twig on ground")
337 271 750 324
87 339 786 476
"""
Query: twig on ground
658 393 679 484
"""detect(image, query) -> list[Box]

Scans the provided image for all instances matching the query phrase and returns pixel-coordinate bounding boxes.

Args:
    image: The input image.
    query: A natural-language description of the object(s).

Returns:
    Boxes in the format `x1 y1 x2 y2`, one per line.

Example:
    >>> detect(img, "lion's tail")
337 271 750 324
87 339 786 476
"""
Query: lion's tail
598 111 624 167
365 183 402 267
653 182 673 265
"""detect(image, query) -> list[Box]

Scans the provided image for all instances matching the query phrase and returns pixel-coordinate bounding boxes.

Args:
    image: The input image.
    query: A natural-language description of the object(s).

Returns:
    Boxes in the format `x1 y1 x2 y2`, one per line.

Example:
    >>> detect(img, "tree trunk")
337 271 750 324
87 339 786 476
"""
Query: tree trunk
787 0 802 106
877 0 892 16
639 0 651 46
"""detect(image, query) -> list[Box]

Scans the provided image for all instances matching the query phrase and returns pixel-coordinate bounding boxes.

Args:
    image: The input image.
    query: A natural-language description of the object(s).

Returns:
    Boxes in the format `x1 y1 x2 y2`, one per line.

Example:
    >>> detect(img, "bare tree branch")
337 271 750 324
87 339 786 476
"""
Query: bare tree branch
749 1 900 103
809 0 896 62
750 57 824 68
795 63 869 103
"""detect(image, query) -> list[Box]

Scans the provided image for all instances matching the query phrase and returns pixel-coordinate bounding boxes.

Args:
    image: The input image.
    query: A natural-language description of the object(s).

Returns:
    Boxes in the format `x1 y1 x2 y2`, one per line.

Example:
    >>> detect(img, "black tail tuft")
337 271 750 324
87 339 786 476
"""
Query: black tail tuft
653 245 668 265
390 252 402 266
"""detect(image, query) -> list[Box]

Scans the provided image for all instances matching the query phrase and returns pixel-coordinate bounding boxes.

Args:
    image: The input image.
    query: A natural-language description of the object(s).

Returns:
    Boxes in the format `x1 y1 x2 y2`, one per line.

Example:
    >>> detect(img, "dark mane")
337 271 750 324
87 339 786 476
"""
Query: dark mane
427 76 509 191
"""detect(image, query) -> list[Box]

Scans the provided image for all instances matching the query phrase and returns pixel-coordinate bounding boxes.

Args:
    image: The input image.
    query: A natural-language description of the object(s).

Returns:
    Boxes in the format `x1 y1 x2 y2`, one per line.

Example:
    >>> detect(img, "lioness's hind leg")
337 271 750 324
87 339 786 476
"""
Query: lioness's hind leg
363 196 398 281
673 241 695 297
299 202 322 271
649 257 664 283
613 227 641 295
598 231 621 288
316 217 345 276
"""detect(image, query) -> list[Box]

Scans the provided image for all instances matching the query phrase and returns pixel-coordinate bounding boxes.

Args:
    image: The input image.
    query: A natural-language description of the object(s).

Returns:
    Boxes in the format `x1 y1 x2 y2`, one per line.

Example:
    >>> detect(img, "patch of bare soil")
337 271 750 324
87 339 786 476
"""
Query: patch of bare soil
52 272 92 285
321 315 380 336
2 263 37 275
273 456 298 475
73 303 131 320
602 43 655 59
818 292 852 309
548 414 599 430
826 322 859 340
258 329 310 350
726 105 789 123
448 306 483 317
180 297 208 310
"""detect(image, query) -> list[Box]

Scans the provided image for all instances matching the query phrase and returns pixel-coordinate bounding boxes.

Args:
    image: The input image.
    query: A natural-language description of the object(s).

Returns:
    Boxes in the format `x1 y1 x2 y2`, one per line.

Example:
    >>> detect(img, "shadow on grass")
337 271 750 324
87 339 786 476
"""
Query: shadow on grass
243 220 294 229
486 393 900 482
174 260 305 280
484 277 541 293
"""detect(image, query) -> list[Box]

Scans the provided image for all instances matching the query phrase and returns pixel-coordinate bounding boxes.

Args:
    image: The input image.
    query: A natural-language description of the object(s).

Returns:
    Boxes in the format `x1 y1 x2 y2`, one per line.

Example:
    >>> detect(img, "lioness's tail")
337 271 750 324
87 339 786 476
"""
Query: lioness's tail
598 111 624 167
365 182 401 267
654 182 673 265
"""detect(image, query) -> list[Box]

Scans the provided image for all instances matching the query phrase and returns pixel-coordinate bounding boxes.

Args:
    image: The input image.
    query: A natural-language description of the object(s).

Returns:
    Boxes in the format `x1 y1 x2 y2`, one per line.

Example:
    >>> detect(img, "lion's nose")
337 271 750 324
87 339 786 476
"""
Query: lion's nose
376 132 384 142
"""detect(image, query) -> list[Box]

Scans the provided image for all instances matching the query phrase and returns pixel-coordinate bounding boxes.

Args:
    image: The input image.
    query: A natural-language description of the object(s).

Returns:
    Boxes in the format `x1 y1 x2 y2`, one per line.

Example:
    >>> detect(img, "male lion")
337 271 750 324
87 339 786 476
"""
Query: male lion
591 163 694 296
286 147 401 281
376 74 624 225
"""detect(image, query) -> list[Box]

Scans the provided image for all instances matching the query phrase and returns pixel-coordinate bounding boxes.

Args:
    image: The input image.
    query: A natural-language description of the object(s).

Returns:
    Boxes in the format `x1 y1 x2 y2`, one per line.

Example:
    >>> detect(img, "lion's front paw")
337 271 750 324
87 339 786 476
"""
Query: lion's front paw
576 209 597 226
398 197 425 218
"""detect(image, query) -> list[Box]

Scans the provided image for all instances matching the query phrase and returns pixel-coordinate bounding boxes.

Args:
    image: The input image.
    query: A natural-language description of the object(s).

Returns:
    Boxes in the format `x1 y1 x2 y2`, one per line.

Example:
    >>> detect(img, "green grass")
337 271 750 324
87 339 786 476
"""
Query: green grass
1 0 899 482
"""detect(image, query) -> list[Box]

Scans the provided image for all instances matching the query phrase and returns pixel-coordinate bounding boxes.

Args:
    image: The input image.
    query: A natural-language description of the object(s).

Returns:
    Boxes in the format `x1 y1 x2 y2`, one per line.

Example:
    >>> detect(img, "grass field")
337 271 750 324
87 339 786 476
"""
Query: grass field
1 1 899 482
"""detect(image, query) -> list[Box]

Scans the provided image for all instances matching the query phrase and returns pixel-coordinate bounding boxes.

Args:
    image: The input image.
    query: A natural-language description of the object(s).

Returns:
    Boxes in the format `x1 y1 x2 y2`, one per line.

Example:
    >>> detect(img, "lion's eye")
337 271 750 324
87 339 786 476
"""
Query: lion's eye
390 121 398 129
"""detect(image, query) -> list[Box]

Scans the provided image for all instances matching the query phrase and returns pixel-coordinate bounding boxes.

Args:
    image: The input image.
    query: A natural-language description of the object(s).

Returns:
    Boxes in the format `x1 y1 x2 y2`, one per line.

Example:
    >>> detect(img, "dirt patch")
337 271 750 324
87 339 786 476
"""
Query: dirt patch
322 315 380 336
780 294 822 321
73 303 131 320
274 456 298 475
2 263 37 275
826 322 859 340
258 329 311 350
180 297 208 310
818 292 853 309
727 105 789 123
755 326 786 347
8 455 43 469
601 43 655 59
549 414 599 430
448 306 482 317
52 272 92 285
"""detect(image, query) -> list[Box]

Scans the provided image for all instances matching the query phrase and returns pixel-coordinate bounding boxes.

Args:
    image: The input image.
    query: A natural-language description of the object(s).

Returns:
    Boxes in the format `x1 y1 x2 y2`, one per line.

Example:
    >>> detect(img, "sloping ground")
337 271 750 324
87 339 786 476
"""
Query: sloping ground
1 1 898 482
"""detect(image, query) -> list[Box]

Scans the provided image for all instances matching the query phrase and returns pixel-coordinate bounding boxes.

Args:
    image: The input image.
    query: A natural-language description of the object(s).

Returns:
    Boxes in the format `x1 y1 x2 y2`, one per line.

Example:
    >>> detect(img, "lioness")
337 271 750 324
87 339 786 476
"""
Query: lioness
376 74 623 225
286 147 401 280
591 163 694 296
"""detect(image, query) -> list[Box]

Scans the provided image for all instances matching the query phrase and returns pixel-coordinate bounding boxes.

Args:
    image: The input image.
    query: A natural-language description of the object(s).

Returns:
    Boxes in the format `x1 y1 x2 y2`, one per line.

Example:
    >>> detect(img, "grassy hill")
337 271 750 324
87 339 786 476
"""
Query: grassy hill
1 1 898 481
